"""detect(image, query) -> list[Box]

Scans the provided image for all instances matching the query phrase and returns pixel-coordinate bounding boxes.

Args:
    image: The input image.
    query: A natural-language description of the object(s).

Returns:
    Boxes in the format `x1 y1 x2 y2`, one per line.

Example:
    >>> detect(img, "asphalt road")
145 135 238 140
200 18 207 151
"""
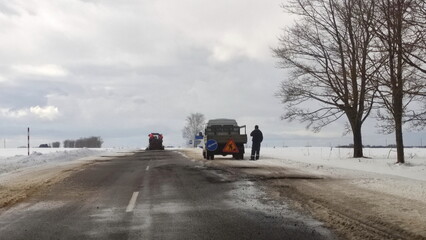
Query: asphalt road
0 150 337 239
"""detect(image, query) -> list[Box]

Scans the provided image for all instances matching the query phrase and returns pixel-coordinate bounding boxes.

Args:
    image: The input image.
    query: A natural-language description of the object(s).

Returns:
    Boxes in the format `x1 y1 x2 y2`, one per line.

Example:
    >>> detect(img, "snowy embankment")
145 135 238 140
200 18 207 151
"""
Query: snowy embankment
255 147 426 204
0 148 133 208
259 147 426 181
0 148 116 176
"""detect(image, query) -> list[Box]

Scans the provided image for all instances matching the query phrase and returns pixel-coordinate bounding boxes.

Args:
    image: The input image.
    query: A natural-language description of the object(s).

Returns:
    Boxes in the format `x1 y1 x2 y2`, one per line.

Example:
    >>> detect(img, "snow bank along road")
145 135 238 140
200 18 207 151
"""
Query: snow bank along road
0 148 114 208
0 150 337 239
182 148 426 240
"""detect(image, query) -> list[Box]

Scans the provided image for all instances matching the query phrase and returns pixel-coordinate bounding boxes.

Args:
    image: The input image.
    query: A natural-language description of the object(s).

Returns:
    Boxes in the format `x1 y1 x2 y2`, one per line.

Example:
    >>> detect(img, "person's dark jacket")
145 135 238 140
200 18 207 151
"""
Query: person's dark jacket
250 129 263 145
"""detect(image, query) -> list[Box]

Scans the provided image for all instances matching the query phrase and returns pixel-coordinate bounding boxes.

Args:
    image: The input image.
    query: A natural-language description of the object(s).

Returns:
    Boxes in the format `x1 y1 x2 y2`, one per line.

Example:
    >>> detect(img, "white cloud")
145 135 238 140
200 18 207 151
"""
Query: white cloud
211 34 247 62
0 108 28 118
0 75 7 82
30 105 59 120
11 64 69 77
0 105 60 120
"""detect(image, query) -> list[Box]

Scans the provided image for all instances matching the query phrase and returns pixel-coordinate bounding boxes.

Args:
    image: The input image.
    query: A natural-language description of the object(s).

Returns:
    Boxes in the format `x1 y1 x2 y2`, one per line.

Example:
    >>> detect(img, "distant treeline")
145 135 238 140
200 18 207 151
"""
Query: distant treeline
63 136 103 148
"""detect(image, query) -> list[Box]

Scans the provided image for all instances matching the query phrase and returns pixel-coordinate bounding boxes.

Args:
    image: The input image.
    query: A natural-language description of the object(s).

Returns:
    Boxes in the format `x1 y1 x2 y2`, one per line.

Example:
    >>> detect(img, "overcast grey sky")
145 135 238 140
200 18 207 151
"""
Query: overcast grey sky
0 0 424 148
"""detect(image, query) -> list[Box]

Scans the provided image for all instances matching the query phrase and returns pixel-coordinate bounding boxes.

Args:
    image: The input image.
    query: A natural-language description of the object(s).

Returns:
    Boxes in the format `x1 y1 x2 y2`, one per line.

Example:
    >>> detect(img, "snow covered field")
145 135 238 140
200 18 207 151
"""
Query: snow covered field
260 147 426 181
257 147 426 204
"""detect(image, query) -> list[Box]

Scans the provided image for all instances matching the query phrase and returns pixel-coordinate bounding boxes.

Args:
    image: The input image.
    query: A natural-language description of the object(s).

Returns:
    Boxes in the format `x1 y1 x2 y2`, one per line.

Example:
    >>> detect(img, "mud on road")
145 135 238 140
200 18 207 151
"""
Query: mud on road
181 149 426 240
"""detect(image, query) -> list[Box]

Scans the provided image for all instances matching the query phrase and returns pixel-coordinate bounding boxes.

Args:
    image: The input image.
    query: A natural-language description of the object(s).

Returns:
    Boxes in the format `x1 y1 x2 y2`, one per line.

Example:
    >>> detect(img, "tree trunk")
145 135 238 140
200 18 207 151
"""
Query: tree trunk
394 0 405 164
352 123 364 158
394 115 405 163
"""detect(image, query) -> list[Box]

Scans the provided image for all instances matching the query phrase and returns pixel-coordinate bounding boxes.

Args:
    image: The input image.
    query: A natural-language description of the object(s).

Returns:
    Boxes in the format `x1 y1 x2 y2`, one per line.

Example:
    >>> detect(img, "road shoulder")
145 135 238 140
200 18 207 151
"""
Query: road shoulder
180 148 426 239
0 152 134 209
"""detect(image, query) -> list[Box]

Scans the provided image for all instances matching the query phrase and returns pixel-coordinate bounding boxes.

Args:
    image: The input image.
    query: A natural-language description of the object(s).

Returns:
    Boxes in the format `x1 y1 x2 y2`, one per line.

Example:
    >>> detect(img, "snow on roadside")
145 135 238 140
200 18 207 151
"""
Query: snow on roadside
259 147 426 181
184 147 426 204
0 148 114 176
256 147 426 203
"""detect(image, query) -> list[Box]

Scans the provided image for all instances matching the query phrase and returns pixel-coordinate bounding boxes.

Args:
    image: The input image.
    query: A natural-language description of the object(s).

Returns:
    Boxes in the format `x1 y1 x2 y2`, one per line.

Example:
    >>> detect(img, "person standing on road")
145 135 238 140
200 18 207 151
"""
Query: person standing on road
250 125 263 160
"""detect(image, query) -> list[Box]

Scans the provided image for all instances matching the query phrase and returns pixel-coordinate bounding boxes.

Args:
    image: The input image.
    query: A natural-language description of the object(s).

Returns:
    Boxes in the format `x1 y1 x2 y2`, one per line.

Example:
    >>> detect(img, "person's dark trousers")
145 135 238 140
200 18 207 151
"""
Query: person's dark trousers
251 143 261 160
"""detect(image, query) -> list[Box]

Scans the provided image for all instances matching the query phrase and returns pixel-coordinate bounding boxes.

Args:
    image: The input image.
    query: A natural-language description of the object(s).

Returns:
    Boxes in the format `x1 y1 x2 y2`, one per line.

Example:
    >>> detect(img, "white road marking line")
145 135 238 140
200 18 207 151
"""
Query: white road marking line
146 165 150 171
126 192 139 212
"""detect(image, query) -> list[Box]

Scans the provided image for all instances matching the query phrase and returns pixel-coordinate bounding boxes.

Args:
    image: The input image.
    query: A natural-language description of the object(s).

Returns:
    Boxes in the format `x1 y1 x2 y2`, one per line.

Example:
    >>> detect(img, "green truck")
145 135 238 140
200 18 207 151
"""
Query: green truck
202 119 247 160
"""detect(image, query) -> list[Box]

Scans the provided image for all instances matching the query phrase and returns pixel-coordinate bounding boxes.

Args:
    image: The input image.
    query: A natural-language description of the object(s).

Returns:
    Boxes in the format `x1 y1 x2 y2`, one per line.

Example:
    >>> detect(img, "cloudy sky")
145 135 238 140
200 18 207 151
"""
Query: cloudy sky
0 0 424 148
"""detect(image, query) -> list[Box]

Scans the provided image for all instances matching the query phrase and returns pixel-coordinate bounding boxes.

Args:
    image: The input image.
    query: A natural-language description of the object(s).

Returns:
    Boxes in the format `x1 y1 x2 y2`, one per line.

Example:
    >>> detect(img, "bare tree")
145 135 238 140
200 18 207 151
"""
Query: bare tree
273 0 377 157
402 0 426 75
52 141 60 148
63 137 103 148
182 113 206 147
373 0 426 163
63 139 75 148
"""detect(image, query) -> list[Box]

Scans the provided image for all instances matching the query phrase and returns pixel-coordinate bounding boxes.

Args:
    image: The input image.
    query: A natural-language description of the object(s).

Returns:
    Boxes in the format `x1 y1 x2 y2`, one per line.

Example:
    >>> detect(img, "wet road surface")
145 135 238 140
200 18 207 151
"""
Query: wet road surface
0 150 337 239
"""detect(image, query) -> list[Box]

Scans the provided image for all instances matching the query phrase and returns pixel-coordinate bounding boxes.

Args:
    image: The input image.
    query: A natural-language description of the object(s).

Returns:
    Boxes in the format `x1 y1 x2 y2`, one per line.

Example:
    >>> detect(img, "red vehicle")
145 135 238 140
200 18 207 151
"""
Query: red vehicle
147 133 165 150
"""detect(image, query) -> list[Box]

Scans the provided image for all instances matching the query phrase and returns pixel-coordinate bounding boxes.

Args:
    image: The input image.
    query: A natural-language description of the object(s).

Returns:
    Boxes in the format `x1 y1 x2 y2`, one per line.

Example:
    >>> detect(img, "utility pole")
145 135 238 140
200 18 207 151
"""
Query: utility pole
27 127 30 156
